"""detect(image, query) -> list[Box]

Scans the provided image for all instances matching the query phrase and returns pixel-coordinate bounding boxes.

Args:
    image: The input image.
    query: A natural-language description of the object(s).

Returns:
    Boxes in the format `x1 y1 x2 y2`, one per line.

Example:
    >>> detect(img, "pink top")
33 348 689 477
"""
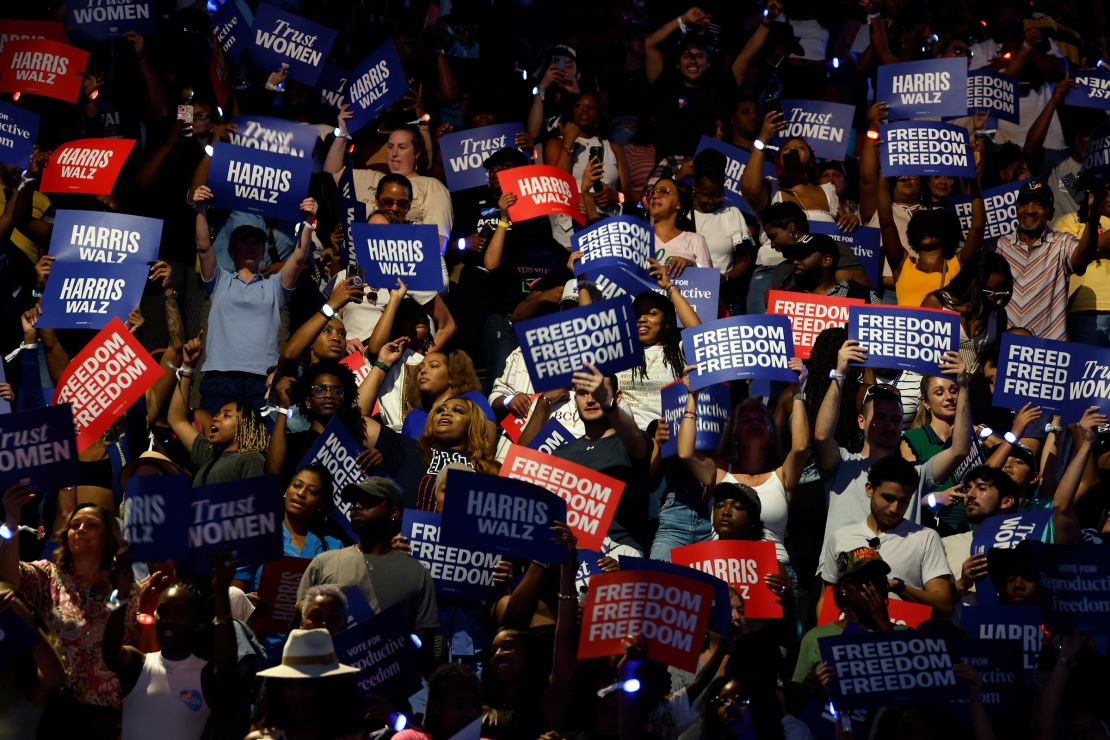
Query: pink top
654 230 713 269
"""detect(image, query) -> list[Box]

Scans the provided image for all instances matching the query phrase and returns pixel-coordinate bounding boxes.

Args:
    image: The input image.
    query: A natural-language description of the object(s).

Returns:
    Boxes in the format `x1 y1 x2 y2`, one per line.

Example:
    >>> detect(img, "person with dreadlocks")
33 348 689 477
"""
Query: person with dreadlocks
169 332 269 486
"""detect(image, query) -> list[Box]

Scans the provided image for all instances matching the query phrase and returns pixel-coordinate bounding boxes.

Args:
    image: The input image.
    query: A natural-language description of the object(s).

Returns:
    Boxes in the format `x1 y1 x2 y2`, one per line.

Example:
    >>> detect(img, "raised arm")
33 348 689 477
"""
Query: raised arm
280 198 318 290
732 1 779 85
777 359 811 500
741 112 784 214
649 260 701 327
814 341 864 473
167 333 205 453
1024 80 1072 173
357 338 409 448
575 363 649 461
958 179 987 264
677 384 718 487
145 262 184 427
928 352 972 483
1052 407 1107 544
482 193 515 271
279 277 364 368
645 7 711 83
323 104 353 182
427 295 457 352
191 186 217 282
858 103 888 223
102 559 143 693
543 522 581 730
0 486 35 586
366 279 408 355
1071 192 1100 274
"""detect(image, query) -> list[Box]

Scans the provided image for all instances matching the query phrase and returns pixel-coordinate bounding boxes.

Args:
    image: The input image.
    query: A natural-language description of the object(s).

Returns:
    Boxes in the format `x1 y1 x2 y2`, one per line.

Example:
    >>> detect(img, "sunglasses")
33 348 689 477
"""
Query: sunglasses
863 384 902 403
380 197 411 209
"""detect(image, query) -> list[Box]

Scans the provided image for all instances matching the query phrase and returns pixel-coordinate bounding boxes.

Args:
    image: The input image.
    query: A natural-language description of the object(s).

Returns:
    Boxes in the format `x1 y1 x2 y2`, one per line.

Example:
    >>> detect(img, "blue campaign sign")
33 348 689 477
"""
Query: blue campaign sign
0 362 9 414
659 380 729 458
818 631 961 709
619 556 732 640
967 70 1019 123
961 604 1043 686
970 510 1052 605
514 296 642 392
249 4 336 86
881 121 975 178
575 549 605 595
683 315 795 390
693 136 774 215
0 101 39 168
989 334 1108 421
952 638 1022 726
573 216 654 283
440 469 567 564
337 166 366 268
49 210 162 265
123 474 190 562
0 404 79 492
316 64 351 113
0 609 39 672
343 586 374 626
440 123 524 192
188 475 283 573
808 222 882 289
68 0 154 41
332 602 421 700
207 143 312 219
39 260 150 330
525 418 575 455
403 510 499 601
773 100 855 160
878 58 968 120
591 266 656 303
1061 343 1110 422
1065 68 1110 111
211 0 253 62
1033 542 1110 635
347 40 409 134
650 266 719 327
848 305 959 375
949 179 1026 243
297 416 375 541
1081 121 1110 186
228 115 320 160
352 223 444 292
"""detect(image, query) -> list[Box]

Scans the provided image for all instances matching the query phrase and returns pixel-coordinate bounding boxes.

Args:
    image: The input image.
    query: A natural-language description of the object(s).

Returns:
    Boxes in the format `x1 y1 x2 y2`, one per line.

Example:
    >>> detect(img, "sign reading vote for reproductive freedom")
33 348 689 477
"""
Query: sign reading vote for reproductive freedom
572 216 654 282
962 605 1042 686
992 334 1110 421
878 58 968 120
0 404 78 492
880 121 975 178
772 100 855 160
767 290 864 360
189 475 283 573
809 221 882 289
0 40 89 103
352 223 444 292
499 164 583 225
671 540 781 618
50 210 162 265
440 123 524 191
207 143 312 219
1033 543 1110 635
229 115 319 159
650 267 719 328
346 40 408 134
403 510 500 601
525 418 574 455
1065 68 1110 111
67 0 154 41
950 179 1026 242
848 305 960 376
40 138 135 195
967 70 1019 123
297 417 372 539
123 474 190 562
683 315 796 390
971 510 1051 605
52 318 161 453
0 101 38 168
249 4 335 85
514 296 641 392
818 631 961 709
255 557 311 634
659 380 729 458
38 260 150 330
212 0 252 62
501 445 623 552
692 136 774 213
333 603 421 701
579 570 714 672
441 469 567 564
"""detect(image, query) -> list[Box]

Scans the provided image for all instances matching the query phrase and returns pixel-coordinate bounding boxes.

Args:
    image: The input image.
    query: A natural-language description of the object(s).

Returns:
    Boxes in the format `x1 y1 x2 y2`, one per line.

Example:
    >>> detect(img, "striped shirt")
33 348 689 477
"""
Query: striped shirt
993 228 1077 341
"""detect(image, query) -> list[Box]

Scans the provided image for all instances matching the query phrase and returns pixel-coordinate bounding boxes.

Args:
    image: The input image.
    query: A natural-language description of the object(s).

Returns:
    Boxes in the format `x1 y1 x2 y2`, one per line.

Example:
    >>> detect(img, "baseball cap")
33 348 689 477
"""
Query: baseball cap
1016 180 1053 207
783 233 838 261
483 147 529 171
766 21 805 57
835 547 891 581
710 482 762 520
560 279 580 306
340 477 403 508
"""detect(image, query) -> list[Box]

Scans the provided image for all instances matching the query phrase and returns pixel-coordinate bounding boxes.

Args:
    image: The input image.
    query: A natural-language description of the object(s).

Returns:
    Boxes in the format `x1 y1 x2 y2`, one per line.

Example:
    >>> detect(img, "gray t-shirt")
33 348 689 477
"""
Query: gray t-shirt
189 437 265 487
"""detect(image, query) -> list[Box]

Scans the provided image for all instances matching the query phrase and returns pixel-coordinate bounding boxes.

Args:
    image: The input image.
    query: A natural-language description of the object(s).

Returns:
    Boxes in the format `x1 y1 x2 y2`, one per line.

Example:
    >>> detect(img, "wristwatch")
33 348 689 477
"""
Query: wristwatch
320 303 336 319
828 369 846 385
601 397 618 414
890 577 906 596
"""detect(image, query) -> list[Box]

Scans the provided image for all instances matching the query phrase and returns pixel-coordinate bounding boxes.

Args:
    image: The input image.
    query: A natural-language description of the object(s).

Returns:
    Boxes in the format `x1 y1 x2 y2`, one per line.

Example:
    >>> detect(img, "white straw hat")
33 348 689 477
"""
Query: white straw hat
256 629 359 679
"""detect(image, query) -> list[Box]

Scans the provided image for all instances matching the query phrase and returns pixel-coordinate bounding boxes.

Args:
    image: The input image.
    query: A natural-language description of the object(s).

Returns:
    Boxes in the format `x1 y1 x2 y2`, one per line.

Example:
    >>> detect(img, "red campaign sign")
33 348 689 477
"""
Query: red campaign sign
499 393 540 443
817 585 932 628
767 290 864 360
209 44 232 108
41 138 135 195
671 540 782 618
0 39 88 103
340 351 371 387
52 317 162 453
254 556 312 634
500 444 623 551
0 20 66 55
497 164 584 225
579 570 714 672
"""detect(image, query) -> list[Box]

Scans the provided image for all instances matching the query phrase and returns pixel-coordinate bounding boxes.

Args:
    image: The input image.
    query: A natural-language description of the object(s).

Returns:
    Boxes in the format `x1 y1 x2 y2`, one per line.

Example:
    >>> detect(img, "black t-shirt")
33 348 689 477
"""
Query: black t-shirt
649 71 733 158
283 429 321 481
552 431 656 553
374 424 475 511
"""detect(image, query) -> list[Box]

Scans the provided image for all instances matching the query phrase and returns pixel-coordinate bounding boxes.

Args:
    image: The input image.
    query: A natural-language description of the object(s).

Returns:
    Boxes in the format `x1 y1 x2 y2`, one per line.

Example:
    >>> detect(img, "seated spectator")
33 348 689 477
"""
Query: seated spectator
941 466 1018 606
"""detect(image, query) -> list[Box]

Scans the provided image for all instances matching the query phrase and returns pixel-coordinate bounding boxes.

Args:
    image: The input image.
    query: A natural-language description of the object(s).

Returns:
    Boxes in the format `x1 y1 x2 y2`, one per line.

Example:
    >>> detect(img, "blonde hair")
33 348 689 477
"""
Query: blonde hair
233 402 271 454
418 397 499 476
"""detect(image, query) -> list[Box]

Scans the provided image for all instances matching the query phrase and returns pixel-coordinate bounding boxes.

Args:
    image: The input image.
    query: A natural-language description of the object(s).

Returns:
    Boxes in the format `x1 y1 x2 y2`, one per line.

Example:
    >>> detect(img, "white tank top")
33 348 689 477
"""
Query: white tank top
122 652 211 740
720 467 790 563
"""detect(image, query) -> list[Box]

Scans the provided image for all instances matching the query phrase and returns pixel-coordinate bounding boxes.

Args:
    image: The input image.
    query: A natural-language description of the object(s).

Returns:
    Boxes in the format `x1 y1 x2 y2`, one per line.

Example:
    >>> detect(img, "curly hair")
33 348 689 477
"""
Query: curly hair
295 361 360 426
232 402 270 454
631 292 686 382
654 176 697 232
418 397 499 476
404 351 482 413
52 503 125 575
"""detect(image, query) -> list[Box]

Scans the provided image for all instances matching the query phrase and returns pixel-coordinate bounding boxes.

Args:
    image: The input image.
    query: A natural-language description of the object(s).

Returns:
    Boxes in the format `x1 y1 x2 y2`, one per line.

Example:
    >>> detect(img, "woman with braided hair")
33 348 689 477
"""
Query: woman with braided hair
169 332 269 486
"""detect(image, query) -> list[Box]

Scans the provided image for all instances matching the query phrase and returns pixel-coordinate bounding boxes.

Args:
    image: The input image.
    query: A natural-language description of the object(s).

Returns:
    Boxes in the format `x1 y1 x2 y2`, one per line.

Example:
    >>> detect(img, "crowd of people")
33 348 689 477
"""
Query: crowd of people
1 0 1109 738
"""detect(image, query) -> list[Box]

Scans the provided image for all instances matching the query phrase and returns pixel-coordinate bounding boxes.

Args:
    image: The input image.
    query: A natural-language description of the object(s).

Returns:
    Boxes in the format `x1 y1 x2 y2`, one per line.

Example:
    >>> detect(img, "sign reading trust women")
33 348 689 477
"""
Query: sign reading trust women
772 100 855 160
207 143 312 219
0 39 88 103
0 404 79 492
351 223 444 292
189 475 283 573
683 315 795 390
439 123 525 191
848 305 960 375
346 40 408 134
880 121 975 178
67 0 154 41
40 138 135 195
514 296 641 391
49 210 162 265
249 4 335 85
878 58 967 120
498 164 583 225
1065 68 1110 111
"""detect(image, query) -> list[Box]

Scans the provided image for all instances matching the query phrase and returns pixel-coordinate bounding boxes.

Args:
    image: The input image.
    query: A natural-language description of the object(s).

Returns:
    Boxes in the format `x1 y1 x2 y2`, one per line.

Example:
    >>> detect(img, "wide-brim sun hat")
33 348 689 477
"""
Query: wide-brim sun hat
256 628 359 679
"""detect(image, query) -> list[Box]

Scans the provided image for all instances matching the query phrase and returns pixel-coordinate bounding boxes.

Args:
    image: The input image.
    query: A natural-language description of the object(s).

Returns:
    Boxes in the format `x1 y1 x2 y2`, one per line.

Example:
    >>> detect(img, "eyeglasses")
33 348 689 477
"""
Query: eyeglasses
650 186 675 197
380 197 411 209
982 288 1011 300
712 694 751 709
310 384 346 398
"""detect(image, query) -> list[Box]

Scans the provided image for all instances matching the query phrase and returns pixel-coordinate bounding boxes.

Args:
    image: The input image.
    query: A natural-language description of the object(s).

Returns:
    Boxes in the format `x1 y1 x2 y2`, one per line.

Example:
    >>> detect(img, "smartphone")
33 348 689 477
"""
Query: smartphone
764 95 782 117
551 54 569 71
177 104 194 137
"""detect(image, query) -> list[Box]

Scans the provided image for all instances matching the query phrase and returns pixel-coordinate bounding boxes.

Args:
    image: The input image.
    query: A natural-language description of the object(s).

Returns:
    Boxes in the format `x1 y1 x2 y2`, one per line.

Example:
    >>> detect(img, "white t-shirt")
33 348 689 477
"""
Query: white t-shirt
351 169 454 251
819 519 953 590
786 17 830 61
942 530 976 605
655 231 712 268
755 182 840 267
617 344 676 431
693 206 750 273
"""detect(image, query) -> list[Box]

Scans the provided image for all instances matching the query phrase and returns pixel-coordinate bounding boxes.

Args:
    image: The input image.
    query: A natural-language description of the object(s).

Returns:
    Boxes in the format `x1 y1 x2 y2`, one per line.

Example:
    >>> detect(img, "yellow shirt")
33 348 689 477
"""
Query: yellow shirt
895 255 961 308
0 188 51 264
1052 212 1110 313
